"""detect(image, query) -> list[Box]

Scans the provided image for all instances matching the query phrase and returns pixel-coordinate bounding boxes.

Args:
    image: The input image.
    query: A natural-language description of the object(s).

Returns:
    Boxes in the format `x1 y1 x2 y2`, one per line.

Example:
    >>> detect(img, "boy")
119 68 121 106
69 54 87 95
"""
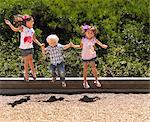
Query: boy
42 34 72 87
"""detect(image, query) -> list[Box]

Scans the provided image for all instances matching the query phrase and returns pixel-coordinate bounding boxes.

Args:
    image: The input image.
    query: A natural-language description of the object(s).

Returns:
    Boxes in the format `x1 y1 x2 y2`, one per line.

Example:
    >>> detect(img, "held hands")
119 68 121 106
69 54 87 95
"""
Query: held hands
64 42 73 49
41 43 45 47
69 42 81 48
69 42 76 48
4 19 11 25
69 42 74 47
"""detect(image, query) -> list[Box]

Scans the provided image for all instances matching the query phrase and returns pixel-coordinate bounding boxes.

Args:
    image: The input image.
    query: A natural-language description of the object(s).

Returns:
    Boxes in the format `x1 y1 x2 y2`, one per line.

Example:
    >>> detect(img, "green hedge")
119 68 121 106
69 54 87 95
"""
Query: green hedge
0 0 149 77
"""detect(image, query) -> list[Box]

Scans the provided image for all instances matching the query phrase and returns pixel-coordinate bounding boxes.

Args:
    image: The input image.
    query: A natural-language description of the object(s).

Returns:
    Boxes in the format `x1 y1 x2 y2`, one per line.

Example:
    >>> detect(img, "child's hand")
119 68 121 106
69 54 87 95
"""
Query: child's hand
41 43 45 47
70 42 76 48
4 19 11 25
102 44 108 49
69 42 74 47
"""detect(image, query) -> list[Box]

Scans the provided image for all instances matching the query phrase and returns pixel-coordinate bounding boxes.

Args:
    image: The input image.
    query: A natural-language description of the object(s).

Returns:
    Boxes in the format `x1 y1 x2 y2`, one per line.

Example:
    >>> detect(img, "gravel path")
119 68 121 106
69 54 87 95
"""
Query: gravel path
0 93 150 122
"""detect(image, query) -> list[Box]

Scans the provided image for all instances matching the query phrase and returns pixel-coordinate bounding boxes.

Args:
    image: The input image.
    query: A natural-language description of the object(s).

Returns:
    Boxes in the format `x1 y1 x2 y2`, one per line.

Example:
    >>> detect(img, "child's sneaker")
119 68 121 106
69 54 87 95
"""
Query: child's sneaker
24 77 29 82
83 82 90 89
94 80 101 87
52 77 56 82
62 81 66 88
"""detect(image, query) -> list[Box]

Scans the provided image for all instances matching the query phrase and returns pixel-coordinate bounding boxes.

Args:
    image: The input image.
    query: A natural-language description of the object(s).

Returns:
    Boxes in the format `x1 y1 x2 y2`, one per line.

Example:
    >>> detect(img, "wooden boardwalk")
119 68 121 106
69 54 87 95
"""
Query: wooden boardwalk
0 77 150 95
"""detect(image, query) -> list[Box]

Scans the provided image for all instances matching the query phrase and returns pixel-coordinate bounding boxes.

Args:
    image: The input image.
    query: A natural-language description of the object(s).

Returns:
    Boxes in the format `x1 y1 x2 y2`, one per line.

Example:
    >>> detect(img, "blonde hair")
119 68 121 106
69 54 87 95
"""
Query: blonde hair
46 34 59 43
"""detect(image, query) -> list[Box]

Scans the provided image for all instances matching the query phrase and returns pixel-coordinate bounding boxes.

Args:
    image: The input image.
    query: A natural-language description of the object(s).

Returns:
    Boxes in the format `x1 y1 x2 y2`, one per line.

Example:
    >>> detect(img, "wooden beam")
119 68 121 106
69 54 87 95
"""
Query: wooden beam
0 77 150 95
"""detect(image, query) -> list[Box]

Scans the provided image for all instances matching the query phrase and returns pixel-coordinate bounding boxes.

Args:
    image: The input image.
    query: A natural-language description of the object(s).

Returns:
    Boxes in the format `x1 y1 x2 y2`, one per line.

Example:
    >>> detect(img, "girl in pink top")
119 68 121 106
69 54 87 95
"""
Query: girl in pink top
72 24 108 89
4 15 43 82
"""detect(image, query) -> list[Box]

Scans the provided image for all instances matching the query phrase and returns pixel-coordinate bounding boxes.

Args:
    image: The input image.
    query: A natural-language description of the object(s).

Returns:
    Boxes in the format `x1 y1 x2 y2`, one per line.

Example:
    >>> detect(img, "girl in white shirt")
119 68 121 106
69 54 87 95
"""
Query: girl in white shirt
4 15 43 82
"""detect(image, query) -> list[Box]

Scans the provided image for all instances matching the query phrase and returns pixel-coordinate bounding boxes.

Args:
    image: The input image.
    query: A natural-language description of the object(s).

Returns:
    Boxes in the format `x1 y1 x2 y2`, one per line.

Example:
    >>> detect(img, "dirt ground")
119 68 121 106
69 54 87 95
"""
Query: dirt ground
0 93 150 122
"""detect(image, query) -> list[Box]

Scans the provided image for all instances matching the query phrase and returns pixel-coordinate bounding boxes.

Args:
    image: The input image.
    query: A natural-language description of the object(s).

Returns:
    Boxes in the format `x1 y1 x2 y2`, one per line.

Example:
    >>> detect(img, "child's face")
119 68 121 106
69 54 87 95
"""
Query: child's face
48 39 57 47
85 29 95 39
26 18 34 28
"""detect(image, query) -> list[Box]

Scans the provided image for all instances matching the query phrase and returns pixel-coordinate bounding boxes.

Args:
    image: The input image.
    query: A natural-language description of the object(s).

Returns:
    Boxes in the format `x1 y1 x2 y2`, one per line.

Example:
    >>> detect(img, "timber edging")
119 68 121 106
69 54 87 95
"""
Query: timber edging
0 77 150 95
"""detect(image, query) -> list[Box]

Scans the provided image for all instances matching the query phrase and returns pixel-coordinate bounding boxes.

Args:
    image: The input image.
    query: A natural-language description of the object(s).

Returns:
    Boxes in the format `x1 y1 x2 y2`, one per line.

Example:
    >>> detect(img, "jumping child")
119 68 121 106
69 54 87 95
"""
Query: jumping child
72 24 108 89
4 15 43 82
42 34 72 87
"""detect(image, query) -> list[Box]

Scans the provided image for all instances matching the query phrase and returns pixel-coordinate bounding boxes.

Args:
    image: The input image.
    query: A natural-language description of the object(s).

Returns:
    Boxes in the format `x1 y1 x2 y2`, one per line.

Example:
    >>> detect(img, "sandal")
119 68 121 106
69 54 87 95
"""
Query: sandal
83 81 90 89
31 74 36 81
94 80 101 87
52 77 56 82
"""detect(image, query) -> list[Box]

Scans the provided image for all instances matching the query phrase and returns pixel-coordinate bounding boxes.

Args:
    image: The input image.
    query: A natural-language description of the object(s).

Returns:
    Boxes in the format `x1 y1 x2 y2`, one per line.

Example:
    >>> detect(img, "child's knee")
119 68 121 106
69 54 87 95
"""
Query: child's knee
59 70 65 77
50 68 56 76
91 63 96 68
92 66 97 72
84 64 88 69
50 68 55 73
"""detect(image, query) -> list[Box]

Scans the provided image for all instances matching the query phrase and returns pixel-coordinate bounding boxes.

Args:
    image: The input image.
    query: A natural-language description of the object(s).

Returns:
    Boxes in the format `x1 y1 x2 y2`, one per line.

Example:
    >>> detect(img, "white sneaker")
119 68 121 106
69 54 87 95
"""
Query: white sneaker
94 80 101 87
52 77 56 82
83 82 90 89
62 81 67 88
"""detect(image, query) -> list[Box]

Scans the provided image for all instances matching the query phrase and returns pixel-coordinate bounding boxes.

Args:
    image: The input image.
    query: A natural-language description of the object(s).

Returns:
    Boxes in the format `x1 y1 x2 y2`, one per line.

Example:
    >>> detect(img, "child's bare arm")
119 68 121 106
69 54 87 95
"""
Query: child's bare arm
63 42 72 50
71 41 82 49
96 39 108 49
33 34 43 47
4 19 22 32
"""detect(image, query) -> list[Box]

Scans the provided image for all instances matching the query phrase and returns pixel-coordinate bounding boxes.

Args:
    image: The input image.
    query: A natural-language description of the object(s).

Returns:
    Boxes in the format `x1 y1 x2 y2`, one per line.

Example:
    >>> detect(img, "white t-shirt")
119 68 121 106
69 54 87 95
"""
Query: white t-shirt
19 26 35 49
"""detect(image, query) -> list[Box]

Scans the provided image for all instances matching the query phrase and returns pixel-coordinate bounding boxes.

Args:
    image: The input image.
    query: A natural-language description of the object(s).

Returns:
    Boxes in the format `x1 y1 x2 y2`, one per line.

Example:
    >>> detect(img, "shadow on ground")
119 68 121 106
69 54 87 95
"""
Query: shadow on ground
38 96 64 102
79 95 100 102
8 96 30 107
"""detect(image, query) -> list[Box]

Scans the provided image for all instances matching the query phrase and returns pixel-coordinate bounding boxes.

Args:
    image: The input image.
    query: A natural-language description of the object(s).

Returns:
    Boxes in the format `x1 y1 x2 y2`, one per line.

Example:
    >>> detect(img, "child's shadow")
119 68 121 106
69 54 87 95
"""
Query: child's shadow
8 96 30 107
38 96 64 102
79 95 100 102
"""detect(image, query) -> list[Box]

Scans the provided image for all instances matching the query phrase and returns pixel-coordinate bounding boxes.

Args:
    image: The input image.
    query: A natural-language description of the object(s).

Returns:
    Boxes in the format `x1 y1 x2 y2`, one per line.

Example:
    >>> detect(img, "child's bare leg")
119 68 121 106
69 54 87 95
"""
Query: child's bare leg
83 62 90 88
28 54 36 78
83 62 88 82
91 61 101 87
90 61 98 81
23 56 29 80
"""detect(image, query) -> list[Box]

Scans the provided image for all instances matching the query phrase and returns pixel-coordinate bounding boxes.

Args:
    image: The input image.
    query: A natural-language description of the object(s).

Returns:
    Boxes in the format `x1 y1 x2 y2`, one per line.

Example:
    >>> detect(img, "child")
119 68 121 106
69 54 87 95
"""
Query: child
42 34 72 87
72 24 108 89
4 15 43 82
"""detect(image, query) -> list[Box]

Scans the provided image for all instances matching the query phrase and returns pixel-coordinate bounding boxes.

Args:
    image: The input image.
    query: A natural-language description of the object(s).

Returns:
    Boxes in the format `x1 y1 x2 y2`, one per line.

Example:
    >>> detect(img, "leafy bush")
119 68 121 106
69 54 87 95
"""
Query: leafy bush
0 0 149 77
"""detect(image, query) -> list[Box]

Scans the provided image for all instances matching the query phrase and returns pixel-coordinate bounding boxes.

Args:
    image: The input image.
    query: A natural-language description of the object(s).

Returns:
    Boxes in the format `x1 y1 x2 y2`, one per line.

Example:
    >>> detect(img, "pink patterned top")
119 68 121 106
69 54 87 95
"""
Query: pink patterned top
81 37 97 60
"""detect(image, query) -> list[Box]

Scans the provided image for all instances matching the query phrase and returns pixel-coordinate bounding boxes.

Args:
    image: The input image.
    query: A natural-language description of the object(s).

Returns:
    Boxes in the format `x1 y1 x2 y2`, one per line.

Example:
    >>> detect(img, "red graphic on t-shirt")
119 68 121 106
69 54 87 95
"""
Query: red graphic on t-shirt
24 36 32 43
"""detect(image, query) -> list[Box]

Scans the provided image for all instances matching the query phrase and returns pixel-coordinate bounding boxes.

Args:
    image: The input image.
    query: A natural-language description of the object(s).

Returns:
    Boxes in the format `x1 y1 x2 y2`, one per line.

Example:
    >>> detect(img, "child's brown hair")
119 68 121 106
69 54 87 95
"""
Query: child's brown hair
81 24 98 34
13 14 33 26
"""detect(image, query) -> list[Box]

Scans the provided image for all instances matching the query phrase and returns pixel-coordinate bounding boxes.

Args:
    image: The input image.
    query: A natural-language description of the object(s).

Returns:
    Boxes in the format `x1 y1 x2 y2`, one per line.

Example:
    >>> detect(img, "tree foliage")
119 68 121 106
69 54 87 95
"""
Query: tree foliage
0 0 149 77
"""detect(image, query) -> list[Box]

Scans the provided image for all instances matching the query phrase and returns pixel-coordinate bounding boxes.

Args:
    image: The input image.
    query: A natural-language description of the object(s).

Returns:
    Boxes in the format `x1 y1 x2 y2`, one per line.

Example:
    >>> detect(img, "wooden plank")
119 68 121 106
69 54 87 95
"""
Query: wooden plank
0 77 150 95
1 77 150 81
0 89 149 95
